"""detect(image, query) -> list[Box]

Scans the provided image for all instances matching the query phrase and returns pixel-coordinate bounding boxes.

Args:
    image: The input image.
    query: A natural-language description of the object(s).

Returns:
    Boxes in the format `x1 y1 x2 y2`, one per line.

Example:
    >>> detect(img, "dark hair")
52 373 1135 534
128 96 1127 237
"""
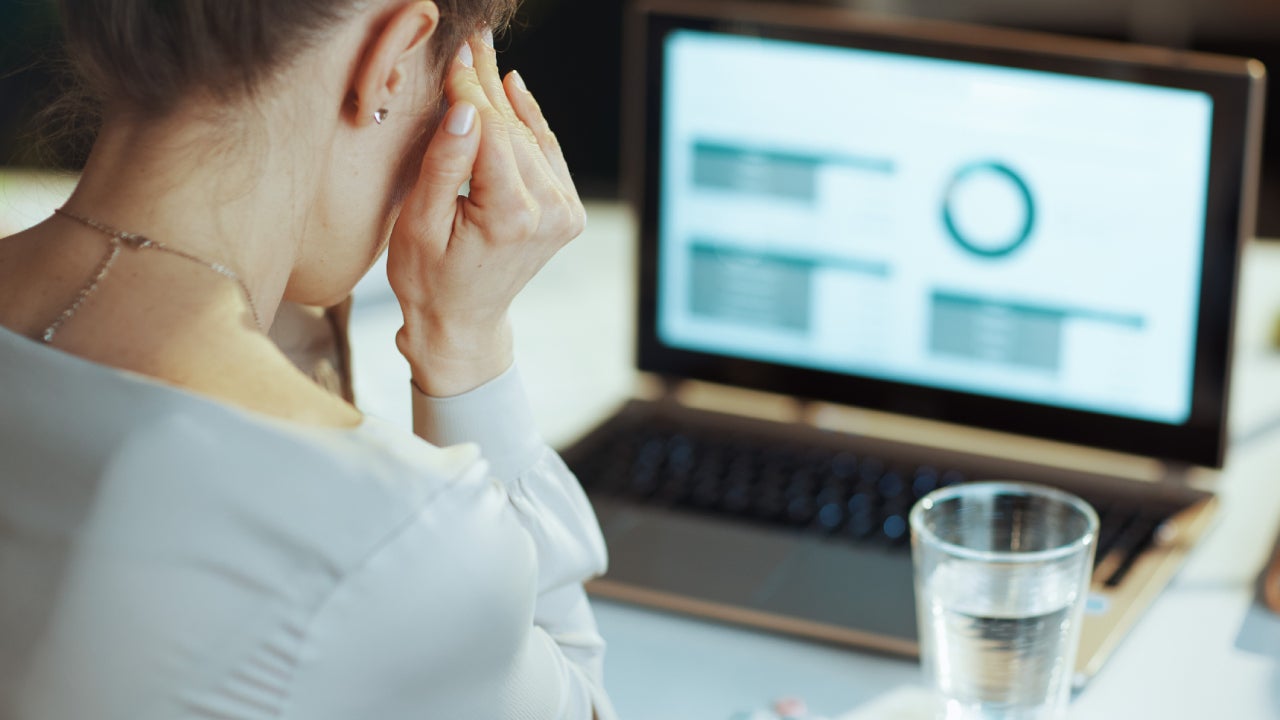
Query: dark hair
58 0 518 115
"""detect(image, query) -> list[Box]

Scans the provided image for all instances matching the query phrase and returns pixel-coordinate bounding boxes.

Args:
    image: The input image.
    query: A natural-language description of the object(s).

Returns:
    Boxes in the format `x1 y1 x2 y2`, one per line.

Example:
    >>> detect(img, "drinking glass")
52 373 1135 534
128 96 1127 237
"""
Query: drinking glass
910 482 1098 720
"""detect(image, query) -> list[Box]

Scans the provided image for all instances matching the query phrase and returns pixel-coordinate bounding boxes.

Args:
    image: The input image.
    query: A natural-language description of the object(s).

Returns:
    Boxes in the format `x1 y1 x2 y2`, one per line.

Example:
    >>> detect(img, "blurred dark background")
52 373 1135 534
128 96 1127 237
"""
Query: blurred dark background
3 0 1278 234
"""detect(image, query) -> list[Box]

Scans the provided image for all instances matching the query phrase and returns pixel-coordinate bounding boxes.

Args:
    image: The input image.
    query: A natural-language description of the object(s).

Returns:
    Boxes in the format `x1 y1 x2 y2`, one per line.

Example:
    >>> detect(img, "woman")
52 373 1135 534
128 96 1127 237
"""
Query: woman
0 0 614 718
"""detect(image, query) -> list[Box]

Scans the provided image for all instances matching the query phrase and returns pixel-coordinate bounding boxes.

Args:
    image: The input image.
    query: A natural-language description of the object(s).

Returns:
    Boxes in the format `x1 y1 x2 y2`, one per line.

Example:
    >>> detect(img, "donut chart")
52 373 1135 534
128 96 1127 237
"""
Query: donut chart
942 161 1036 259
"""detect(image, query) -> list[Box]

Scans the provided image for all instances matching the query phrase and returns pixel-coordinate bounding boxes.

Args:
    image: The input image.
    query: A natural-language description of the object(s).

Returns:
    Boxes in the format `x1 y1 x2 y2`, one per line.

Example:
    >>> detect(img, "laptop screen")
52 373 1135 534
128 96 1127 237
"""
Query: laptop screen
656 29 1214 426
635 4 1263 467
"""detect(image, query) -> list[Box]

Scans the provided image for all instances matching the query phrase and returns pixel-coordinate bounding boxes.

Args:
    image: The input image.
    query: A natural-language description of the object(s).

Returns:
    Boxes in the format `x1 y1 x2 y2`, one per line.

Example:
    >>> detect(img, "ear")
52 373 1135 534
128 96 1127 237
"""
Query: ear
350 1 440 126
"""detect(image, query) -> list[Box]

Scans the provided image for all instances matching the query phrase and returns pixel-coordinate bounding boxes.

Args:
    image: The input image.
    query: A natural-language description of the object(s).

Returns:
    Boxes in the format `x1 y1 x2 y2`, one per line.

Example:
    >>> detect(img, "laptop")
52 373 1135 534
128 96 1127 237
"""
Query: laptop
562 0 1266 685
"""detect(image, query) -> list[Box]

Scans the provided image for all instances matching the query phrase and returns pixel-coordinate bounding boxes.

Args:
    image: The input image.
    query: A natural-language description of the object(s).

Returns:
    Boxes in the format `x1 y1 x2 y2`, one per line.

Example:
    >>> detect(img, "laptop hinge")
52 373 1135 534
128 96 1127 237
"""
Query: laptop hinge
1158 461 1196 488
647 374 1199 485
657 375 810 425
655 374 682 405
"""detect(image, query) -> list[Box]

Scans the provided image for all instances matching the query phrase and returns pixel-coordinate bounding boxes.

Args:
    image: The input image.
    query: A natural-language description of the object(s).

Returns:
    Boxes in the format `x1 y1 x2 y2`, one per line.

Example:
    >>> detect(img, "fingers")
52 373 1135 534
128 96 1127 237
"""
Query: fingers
470 30 521 126
396 100 481 261
388 55 484 301
387 36 586 357
441 40 523 207
503 70 576 192
467 33 563 199
421 36 583 248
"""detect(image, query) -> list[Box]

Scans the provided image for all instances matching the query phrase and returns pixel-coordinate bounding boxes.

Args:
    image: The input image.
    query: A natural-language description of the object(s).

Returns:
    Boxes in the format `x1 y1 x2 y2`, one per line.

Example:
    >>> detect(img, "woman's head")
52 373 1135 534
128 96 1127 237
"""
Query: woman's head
60 0 515 117
58 0 519 307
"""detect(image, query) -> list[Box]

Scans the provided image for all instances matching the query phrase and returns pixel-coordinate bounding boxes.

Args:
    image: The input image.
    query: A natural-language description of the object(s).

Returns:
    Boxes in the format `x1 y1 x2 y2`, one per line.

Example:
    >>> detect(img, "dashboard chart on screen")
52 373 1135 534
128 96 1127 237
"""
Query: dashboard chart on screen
656 30 1214 425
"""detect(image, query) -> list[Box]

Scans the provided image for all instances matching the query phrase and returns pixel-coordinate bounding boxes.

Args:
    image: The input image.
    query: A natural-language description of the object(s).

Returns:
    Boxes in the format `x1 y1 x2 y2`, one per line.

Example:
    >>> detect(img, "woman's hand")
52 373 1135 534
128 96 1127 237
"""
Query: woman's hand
386 32 585 397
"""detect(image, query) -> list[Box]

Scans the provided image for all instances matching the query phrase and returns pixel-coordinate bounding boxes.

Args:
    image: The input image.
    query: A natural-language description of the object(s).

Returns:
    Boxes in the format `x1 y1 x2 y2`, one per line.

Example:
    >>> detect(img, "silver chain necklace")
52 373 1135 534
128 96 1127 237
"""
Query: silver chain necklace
42 207 263 343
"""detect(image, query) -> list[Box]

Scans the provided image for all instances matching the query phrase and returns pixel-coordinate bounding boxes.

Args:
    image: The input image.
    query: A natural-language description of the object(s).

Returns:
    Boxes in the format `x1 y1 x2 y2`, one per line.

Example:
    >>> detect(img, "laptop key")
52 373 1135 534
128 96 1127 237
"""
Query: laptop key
882 514 909 543
878 471 906 500
848 510 877 539
912 466 940 498
815 501 845 531
786 495 816 526
753 488 786 521
691 480 721 509
847 492 875 517
722 485 751 514
815 485 845 507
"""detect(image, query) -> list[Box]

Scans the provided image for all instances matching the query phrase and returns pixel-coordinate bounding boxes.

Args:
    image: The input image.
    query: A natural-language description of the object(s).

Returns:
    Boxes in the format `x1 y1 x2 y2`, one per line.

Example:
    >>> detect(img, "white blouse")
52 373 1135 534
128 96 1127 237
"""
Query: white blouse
0 325 616 720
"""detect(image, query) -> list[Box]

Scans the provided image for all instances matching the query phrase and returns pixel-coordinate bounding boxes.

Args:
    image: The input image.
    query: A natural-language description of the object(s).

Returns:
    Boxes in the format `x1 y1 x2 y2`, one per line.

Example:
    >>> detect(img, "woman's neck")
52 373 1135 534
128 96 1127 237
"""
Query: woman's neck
0 106 364 428
66 104 330 330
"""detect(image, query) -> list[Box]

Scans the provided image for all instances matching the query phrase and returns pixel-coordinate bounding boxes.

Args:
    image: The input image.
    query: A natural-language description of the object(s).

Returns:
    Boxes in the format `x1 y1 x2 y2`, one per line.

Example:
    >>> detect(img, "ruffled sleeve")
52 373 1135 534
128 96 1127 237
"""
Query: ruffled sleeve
411 365 616 719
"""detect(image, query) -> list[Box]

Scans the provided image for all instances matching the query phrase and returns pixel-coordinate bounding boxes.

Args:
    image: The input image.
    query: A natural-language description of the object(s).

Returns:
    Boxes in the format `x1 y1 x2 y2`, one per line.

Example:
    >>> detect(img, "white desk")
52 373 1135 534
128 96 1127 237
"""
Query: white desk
344 202 1280 719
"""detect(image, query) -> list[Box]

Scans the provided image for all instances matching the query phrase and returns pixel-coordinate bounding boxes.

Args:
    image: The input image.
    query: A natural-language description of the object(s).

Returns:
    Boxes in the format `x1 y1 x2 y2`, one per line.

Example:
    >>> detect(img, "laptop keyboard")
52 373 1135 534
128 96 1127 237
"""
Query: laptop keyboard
568 416 1174 588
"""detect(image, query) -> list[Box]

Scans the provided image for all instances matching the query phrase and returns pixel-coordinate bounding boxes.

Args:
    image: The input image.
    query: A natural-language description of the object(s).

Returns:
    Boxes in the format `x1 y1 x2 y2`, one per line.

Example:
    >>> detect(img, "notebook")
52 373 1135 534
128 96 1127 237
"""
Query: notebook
562 0 1266 685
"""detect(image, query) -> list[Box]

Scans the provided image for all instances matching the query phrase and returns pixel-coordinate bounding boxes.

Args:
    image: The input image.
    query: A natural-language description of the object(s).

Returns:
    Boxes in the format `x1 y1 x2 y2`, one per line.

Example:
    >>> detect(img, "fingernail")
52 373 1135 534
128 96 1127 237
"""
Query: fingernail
457 42 474 68
483 28 494 48
511 70 527 92
446 102 477 136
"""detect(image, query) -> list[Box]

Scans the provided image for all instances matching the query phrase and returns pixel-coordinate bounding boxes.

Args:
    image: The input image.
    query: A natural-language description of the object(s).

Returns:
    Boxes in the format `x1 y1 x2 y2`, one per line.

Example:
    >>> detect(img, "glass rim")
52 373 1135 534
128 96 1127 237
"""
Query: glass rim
909 481 1100 564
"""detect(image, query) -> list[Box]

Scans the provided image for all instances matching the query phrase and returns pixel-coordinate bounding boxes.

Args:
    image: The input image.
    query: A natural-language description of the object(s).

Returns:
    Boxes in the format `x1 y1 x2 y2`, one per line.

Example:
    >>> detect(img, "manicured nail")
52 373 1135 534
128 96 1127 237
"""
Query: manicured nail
446 102 477 136
511 70 527 92
458 42 474 68
483 28 494 48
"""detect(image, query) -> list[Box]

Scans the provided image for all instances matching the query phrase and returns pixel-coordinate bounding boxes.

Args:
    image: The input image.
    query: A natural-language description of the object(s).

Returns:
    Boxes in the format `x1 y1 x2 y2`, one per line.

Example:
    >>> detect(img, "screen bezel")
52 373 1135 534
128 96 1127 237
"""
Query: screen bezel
629 0 1266 468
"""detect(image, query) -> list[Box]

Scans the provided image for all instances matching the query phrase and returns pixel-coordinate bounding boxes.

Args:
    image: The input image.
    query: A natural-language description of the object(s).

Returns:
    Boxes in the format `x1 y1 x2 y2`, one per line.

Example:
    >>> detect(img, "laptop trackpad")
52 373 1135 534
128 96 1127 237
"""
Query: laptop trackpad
599 502 919 642
755 540 919 642
600 506 799 606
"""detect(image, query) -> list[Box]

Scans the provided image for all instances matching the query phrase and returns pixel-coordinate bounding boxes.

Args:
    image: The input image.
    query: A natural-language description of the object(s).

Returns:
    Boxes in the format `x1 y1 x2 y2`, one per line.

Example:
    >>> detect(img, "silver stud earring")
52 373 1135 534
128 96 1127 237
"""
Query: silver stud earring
373 108 389 125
